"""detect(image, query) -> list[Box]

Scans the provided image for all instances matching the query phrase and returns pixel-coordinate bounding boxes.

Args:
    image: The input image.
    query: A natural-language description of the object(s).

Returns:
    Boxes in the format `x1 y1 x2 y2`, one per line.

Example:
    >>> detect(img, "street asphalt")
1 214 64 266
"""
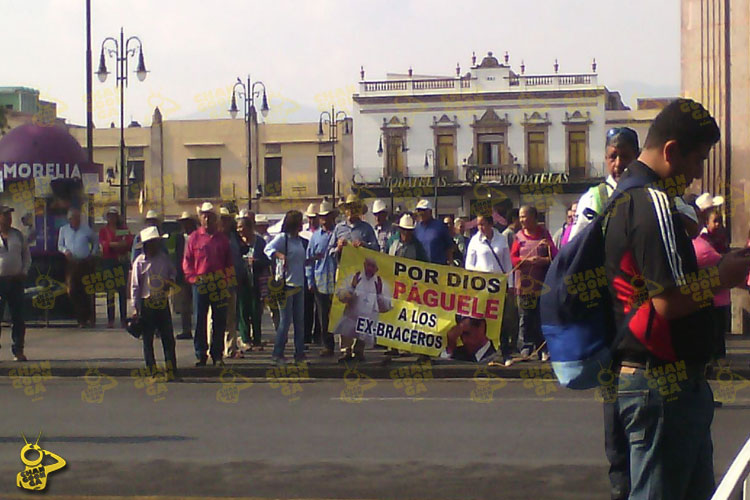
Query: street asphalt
0 379 749 499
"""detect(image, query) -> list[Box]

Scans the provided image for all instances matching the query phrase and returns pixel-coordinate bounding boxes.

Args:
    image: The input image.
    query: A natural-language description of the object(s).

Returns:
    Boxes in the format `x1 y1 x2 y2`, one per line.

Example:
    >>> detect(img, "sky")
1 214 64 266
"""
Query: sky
2 0 681 127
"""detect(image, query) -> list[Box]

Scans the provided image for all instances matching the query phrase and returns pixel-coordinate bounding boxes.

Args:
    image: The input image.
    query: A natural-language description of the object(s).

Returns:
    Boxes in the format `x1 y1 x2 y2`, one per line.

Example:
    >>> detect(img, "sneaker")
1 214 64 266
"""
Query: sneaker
272 357 286 366
504 358 514 367
195 358 207 367
541 352 550 362
13 353 27 362
176 332 192 340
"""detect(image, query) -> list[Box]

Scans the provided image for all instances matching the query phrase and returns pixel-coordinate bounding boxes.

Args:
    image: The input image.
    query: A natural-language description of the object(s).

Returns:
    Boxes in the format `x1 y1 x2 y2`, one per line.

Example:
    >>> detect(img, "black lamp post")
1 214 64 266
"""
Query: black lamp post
229 76 269 212
318 106 349 206
96 28 148 220
424 148 437 211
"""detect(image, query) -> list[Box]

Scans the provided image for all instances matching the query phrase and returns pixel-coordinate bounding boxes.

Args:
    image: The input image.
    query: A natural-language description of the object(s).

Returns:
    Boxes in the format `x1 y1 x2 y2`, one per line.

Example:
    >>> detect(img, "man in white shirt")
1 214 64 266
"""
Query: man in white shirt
568 127 640 242
58 208 99 327
465 214 514 365
0 205 31 361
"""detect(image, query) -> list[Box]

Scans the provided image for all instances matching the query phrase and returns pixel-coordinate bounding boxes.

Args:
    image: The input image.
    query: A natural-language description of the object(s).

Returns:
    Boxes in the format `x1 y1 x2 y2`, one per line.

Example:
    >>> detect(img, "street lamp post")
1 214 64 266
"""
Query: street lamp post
229 76 269 212
96 28 148 220
318 106 349 206
424 149 436 212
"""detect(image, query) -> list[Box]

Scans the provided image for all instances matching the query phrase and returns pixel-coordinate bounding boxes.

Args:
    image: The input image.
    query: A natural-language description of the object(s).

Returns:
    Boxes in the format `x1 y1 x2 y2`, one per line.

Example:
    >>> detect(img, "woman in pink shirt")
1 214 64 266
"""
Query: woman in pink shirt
693 207 729 361
510 205 558 361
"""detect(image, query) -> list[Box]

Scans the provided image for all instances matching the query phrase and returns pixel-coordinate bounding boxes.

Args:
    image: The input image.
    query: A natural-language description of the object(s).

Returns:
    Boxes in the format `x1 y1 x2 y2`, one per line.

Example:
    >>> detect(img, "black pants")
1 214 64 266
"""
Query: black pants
0 277 25 355
603 400 630 500
141 301 177 376
304 287 321 344
711 305 728 360
314 291 335 351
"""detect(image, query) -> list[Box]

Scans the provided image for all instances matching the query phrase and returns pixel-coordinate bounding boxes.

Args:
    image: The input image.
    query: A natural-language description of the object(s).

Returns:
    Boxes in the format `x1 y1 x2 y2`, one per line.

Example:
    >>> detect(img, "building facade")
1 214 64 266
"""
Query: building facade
682 0 750 332
351 51 648 232
68 110 353 221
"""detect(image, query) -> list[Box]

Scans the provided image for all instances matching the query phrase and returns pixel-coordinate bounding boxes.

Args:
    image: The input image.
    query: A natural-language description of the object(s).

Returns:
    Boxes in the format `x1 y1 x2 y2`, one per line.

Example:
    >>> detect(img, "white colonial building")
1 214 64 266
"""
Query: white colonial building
352 51 657 232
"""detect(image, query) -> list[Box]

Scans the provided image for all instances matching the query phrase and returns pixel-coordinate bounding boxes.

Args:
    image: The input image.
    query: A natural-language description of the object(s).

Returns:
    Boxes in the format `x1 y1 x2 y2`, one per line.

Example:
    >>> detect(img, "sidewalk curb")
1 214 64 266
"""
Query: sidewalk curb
3 363 750 381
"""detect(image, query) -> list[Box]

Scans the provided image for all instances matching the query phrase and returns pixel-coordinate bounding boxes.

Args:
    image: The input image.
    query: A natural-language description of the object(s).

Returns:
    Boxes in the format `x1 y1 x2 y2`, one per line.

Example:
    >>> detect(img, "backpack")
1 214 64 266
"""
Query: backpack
540 175 651 389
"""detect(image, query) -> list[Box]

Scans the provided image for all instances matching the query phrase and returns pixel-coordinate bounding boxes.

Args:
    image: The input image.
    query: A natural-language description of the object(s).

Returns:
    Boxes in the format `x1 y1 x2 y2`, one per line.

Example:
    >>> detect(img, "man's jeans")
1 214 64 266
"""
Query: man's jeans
0 277 25 355
618 365 715 500
604 400 630 500
193 284 228 362
273 287 305 360
313 290 335 351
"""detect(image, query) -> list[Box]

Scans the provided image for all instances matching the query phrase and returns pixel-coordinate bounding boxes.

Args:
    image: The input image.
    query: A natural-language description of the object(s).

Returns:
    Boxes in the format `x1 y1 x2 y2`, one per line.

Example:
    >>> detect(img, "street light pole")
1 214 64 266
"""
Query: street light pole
97 27 148 220
319 106 349 206
230 76 269 212
425 149 436 212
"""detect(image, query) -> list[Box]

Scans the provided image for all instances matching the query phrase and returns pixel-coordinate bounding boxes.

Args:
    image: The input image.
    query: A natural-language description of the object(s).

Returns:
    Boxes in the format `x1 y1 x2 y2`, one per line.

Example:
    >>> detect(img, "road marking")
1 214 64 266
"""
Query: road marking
330 396 586 402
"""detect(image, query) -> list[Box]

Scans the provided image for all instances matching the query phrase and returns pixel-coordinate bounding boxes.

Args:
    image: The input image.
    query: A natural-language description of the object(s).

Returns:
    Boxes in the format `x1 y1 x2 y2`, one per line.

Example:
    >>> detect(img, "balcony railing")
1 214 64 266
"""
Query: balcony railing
361 77 472 94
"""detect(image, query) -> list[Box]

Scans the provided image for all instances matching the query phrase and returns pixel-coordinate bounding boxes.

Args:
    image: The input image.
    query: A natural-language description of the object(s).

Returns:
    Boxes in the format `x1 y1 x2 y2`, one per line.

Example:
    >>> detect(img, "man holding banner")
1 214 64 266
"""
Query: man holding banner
331 195 379 362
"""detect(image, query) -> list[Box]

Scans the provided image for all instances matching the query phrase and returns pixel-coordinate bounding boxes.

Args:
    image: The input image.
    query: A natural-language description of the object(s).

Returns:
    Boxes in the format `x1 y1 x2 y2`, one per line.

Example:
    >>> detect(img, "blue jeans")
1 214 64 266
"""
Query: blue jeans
193 284 228 361
516 294 545 355
273 286 305 360
617 364 714 500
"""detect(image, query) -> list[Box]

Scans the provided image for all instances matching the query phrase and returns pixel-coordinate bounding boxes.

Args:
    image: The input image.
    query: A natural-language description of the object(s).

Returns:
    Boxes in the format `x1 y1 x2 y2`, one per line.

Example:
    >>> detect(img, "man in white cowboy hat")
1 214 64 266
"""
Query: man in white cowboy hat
131 209 163 263
414 198 454 265
330 194 379 361
254 214 272 244
173 211 197 339
372 199 394 254
388 213 427 262
305 200 339 356
0 204 31 360
130 225 177 378
302 202 320 239
183 202 233 366
58 207 99 328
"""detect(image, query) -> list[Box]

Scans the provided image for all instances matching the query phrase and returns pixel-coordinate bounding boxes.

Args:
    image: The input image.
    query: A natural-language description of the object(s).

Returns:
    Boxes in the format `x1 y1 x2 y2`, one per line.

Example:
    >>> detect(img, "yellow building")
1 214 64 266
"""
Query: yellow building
68 108 353 222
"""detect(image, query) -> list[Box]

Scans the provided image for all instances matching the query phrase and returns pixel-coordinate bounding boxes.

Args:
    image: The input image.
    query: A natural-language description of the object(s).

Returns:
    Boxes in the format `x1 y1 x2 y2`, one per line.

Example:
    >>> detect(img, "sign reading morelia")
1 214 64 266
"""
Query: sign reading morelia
2 162 84 182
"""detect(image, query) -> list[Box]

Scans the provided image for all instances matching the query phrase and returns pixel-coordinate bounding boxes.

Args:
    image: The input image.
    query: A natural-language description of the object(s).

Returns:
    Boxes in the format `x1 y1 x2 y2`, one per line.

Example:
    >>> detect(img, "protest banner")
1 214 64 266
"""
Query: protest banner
329 246 507 360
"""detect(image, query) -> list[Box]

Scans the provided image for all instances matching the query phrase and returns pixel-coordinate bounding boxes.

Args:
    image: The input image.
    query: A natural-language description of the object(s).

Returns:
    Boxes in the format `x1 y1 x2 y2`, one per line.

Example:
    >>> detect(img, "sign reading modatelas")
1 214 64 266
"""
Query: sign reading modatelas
330 247 507 360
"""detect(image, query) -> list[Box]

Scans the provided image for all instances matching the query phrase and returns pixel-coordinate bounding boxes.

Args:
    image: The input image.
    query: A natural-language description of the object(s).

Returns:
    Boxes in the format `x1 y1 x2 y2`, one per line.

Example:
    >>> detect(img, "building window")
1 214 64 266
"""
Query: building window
568 130 587 175
436 134 455 170
317 156 334 195
264 157 282 196
527 131 547 173
477 134 505 165
187 158 221 199
126 160 144 200
386 135 406 177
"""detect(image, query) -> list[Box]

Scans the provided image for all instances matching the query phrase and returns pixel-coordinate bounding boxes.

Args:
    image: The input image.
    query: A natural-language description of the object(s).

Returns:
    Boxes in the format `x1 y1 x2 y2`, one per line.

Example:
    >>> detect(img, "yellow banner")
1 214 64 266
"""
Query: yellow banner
330 247 507 360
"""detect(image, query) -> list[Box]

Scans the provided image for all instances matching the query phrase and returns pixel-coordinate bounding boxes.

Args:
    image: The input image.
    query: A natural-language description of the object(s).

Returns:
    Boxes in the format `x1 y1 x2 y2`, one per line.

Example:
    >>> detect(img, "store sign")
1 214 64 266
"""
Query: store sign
378 173 570 190
488 173 569 185
0 162 83 192
381 177 449 190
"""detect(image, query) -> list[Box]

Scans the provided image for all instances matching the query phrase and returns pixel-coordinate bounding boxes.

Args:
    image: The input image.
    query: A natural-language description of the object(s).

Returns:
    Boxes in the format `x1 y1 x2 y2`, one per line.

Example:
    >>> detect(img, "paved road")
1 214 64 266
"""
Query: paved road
1 379 749 499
